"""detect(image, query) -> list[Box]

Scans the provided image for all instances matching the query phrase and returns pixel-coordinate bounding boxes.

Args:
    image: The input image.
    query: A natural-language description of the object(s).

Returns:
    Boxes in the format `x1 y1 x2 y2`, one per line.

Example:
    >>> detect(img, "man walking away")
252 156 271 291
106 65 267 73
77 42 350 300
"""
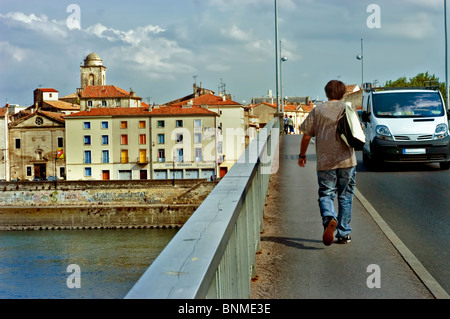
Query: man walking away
297 80 357 246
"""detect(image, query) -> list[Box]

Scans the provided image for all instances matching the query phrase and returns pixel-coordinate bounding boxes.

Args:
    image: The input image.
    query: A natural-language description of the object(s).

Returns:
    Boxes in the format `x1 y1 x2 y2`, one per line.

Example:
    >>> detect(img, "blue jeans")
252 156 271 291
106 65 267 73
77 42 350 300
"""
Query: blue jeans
317 167 357 238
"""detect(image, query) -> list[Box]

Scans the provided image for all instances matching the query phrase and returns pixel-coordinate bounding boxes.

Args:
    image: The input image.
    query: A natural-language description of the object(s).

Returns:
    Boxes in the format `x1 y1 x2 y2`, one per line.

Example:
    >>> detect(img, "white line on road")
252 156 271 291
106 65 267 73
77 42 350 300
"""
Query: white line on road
355 188 449 300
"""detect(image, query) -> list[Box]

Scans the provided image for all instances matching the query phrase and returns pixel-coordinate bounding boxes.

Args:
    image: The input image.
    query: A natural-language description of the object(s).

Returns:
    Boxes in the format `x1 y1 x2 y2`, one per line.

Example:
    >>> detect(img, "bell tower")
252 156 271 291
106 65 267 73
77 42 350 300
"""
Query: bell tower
80 52 106 89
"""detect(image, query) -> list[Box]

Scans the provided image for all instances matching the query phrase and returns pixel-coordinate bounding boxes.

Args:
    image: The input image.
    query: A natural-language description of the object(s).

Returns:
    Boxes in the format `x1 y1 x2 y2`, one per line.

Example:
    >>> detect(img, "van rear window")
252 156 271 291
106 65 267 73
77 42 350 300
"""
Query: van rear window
373 92 444 118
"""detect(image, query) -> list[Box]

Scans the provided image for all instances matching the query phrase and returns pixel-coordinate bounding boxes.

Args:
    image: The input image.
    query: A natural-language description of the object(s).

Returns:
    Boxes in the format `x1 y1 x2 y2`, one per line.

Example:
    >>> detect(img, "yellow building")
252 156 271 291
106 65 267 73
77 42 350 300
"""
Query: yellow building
65 108 151 180
148 105 218 180
171 93 245 177
65 105 218 181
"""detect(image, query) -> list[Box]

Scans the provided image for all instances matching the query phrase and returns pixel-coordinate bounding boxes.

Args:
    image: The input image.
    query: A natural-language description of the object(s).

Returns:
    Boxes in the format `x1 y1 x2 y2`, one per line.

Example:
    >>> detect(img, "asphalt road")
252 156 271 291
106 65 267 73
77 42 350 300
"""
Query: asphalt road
354 152 450 294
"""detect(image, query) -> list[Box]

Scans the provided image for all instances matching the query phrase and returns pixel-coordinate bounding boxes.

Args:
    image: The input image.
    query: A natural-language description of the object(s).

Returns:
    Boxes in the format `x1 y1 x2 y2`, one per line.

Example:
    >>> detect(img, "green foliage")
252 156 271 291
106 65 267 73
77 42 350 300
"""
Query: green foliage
385 72 447 102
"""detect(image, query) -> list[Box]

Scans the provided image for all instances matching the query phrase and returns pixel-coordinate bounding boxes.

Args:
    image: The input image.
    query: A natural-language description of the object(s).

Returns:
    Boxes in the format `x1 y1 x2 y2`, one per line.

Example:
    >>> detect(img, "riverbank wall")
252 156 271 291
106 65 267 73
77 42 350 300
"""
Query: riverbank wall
0 180 217 231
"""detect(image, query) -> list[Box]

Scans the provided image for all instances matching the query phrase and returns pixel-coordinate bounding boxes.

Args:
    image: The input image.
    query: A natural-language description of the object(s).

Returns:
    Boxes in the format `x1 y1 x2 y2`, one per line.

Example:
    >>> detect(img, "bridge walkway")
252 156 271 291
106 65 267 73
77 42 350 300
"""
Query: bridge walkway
251 134 437 299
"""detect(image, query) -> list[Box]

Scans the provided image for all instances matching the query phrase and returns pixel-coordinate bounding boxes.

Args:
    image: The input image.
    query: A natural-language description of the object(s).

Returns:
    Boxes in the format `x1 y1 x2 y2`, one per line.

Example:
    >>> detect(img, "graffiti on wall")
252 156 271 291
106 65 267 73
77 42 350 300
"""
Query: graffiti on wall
0 189 163 206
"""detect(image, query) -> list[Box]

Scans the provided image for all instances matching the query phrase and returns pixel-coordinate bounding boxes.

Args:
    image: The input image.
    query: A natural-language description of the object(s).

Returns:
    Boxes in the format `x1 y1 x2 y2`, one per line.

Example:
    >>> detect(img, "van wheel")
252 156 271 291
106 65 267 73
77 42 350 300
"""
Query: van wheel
363 151 383 171
439 162 450 170
362 152 371 168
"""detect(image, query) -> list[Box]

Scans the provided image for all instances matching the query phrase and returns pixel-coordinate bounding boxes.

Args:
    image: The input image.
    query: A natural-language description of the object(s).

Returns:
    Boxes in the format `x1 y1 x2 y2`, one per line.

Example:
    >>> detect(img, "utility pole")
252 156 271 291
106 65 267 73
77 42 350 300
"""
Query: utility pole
445 0 449 109
274 0 281 115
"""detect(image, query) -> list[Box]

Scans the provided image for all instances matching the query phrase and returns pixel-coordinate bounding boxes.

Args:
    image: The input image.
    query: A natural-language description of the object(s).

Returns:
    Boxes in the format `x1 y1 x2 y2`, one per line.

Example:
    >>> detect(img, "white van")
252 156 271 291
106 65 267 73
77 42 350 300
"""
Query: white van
361 82 450 170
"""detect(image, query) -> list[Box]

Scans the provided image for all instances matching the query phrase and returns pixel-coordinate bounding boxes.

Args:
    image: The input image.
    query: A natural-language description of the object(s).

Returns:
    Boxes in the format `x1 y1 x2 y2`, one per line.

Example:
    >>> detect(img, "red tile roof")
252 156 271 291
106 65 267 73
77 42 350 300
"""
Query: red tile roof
149 105 218 116
39 110 66 123
66 107 151 117
172 93 241 107
80 85 140 99
66 105 217 118
43 100 80 111
37 88 59 93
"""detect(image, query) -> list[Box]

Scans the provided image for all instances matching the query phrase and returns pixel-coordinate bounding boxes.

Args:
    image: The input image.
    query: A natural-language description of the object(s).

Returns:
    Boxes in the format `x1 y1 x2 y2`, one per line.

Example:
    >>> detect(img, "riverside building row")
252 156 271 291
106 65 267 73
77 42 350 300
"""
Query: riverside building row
0 52 316 182
1 89 252 181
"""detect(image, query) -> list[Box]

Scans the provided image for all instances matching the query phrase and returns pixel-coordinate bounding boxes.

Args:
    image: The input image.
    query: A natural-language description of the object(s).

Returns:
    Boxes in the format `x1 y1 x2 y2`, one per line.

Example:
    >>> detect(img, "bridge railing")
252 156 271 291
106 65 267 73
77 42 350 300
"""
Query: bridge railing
125 117 280 299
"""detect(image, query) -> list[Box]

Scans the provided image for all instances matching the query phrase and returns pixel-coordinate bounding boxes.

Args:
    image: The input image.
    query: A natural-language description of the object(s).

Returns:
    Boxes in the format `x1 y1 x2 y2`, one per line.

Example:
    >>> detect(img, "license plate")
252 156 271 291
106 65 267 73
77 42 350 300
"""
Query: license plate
403 148 426 155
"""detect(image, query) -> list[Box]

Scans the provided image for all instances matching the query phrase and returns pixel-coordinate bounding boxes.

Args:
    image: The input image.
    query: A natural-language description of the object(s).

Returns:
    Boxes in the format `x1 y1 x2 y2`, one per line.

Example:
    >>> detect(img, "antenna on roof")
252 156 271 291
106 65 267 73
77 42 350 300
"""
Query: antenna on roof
218 78 226 96
193 75 198 85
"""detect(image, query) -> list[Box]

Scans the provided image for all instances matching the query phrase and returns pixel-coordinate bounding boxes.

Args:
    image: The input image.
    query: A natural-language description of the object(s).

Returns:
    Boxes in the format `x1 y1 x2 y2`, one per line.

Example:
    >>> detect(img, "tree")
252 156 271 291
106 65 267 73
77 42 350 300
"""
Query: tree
385 72 447 102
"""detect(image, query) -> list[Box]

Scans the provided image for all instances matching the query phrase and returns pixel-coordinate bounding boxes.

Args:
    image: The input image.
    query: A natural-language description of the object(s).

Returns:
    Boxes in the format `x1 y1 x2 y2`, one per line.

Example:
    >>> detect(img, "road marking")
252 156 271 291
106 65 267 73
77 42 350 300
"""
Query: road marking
355 188 450 299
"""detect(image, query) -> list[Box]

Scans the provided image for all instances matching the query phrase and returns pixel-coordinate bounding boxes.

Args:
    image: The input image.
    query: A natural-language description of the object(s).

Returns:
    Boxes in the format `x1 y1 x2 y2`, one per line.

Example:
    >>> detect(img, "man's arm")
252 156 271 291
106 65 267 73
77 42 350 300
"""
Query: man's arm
298 134 312 167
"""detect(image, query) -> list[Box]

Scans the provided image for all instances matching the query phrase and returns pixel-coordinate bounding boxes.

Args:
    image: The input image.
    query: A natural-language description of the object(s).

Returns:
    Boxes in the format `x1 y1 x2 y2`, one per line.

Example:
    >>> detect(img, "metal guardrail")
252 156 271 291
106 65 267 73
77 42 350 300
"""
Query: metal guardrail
125 117 280 299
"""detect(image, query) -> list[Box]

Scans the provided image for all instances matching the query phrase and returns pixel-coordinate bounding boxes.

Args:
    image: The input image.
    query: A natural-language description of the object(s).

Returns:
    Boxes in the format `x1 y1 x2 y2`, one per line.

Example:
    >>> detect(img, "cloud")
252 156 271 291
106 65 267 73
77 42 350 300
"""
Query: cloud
0 11 67 37
383 12 436 39
85 23 165 45
0 41 28 62
222 25 252 42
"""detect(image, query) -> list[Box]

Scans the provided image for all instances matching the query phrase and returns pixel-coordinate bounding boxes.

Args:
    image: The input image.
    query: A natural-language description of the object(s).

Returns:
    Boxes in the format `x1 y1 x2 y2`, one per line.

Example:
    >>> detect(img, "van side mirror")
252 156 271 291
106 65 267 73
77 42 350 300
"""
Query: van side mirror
362 111 370 123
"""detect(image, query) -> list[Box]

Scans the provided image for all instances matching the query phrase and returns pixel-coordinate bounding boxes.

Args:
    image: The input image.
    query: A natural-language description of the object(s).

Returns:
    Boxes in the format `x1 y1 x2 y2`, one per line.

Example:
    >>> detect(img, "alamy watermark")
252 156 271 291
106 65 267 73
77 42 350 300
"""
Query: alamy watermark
367 4 381 29
366 264 381 289
66 4 81 30
66 264 81 289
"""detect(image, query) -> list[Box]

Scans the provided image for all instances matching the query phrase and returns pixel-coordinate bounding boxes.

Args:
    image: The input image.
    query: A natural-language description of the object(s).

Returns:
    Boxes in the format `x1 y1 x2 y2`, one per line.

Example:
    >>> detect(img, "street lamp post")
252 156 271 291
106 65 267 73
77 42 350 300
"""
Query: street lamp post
445 0 449 110
280 56 288 114
356 38 364 85
274 0 281 115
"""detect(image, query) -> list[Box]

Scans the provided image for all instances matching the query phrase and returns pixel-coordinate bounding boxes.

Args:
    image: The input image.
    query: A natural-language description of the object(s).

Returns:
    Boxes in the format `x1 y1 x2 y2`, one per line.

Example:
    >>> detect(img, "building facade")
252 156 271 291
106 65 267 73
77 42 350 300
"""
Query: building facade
149 105 218 180
65 108 151 181
0 107 8 181
8 110 66 181
65 105 218 181
171 93 246 177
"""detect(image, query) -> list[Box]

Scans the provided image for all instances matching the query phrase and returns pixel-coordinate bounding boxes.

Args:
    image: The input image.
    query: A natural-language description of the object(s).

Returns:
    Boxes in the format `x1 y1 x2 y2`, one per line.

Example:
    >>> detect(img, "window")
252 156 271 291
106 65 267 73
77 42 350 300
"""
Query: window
26 166 32 177
158 149 165 162
157 120 165 128
139 121 146 129
176 133 183 144
84 167 92 177
88 101 93 107
101 121 109 129
121 121 128 129
194 133 202 144
84 136 91 145
121 135 128 145
35 117 43 126
83 122 91 129
102 100 107 107
116 99 121 107
194 119 202 127
102 135 109 145
15 138 21 149
177 148 184 162
121 150 129 163
84 151 92 164
158 134 165 144
176 120 183 127
195 148 202 162
139 134 146 145
139 150 147 163
102 150 109 164
57 137 64 148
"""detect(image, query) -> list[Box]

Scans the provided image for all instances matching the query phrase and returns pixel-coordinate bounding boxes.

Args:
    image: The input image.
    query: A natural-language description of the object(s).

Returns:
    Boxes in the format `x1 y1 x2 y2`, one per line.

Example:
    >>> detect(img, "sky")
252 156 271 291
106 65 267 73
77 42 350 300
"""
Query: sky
0 0 448 106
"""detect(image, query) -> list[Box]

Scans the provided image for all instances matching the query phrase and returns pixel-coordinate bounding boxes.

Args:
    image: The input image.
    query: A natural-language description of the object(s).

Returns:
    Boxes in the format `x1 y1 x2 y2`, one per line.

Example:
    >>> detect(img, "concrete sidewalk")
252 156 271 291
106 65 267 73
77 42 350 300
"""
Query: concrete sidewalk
251 134 434 299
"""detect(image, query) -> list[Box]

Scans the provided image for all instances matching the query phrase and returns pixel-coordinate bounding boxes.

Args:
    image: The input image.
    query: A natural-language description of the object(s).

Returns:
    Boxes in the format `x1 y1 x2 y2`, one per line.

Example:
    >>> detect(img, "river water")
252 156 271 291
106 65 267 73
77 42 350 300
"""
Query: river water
0 228 178 299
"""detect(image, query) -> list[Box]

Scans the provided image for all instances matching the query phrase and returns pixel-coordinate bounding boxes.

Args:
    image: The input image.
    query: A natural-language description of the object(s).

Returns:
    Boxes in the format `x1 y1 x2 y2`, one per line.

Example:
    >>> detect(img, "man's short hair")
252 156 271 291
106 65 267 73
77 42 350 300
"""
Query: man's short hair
325 80 346 100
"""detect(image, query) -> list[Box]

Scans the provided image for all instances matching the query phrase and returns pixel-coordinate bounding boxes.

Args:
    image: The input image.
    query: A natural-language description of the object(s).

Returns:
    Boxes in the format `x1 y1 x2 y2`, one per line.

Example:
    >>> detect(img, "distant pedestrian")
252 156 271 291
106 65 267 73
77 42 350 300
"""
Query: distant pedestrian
283 114 289 134
298 80 357 246
288 115 294 134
